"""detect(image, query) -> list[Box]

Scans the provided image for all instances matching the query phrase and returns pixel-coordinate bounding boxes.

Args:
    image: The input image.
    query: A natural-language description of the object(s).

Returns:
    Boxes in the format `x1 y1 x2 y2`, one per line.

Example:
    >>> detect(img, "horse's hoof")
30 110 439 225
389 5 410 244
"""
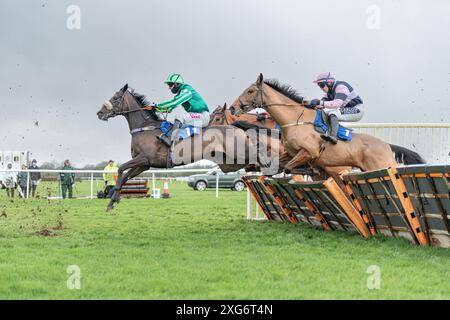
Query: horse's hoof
105 205 113 212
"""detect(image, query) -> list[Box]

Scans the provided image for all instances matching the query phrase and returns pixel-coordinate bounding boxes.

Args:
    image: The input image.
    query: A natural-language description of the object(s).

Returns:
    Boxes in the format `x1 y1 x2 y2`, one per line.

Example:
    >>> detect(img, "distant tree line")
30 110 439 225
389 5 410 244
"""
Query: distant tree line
38 160 216 180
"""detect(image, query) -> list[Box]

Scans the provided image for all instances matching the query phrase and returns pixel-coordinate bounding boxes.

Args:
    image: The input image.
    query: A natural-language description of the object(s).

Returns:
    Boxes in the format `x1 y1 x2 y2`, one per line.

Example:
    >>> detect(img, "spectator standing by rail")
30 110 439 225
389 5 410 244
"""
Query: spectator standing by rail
3 163 18 198
29 159 41 198
103 160 118 198
60 160 75 199
17 164 28 198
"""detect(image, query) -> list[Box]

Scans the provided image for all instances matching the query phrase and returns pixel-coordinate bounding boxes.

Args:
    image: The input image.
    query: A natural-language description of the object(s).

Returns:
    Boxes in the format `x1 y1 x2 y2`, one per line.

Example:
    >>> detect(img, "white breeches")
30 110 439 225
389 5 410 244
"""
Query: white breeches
175 111 210 127
324 105 364 122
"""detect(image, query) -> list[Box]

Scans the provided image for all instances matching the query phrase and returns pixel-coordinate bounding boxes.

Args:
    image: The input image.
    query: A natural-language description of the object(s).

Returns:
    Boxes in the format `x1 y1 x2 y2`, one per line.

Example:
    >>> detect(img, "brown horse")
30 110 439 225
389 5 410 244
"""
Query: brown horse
230 74 425 174
209 104 334 178
212 101 425 170
209 104 278 129
96 84 266 211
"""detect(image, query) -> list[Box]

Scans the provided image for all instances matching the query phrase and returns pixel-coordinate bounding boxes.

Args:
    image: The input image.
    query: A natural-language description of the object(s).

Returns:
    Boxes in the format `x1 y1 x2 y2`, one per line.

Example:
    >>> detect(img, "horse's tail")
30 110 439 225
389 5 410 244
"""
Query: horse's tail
231 120 281 139
389 144 427 165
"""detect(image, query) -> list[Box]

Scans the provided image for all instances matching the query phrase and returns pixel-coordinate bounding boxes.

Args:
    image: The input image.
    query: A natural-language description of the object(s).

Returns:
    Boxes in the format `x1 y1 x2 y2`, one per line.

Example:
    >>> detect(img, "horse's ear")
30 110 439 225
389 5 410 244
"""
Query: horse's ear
122 83 129 92
256 73 264 86
223 103 227 111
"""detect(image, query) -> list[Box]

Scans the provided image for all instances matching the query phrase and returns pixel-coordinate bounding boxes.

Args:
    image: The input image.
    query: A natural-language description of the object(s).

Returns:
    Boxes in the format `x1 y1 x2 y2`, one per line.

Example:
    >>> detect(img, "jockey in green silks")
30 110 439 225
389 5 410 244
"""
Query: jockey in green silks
146 73 210 147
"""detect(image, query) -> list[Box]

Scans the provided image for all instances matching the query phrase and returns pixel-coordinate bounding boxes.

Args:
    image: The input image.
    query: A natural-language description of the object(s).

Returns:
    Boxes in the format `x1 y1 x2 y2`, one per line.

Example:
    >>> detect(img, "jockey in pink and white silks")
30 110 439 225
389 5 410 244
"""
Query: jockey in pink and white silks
309 72 364 144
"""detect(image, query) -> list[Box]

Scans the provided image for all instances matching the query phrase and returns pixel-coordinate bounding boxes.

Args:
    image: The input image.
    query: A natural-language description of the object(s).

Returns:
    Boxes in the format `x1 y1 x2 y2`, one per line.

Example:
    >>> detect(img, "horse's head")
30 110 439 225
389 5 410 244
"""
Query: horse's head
230 73 265 116
209 103 229 125
97 83 131 121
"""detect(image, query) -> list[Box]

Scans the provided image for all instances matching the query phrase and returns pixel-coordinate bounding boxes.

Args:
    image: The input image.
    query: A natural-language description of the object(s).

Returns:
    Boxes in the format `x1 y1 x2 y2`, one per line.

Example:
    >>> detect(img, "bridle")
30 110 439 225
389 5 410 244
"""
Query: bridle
237 83 266 112
103 90 165 135
235 82 332 166
214 105 269 123
210 108 229 125
235 83 314 128
105 90 160 118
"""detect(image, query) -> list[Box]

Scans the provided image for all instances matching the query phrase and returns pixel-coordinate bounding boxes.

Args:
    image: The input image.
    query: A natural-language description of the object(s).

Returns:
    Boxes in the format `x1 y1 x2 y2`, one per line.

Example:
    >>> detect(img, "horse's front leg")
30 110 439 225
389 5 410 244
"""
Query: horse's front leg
106 156 149 211
322 166 352 189
284 149 312 174
279 151 292 169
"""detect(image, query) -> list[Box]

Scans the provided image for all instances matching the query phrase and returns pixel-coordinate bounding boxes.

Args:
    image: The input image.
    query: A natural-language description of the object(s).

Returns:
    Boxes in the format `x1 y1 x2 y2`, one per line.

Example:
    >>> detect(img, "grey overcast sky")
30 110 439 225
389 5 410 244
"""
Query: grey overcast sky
1 0 449 166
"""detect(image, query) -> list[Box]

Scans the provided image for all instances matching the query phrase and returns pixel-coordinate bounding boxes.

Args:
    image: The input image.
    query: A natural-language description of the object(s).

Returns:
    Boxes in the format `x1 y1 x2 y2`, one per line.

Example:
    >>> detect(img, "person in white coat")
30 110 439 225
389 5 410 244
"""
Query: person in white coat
3 163 18 198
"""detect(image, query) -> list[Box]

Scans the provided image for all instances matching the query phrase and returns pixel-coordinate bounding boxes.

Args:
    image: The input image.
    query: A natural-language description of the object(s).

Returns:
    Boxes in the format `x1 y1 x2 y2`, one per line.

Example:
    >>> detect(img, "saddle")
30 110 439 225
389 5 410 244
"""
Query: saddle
160 121 202 168
313 110 353 142
160 121 201 142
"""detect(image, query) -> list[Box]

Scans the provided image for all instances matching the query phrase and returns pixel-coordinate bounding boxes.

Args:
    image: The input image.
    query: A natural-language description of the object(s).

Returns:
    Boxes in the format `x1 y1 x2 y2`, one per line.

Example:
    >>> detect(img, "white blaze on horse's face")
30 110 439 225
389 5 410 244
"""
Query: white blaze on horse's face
103 100 113 110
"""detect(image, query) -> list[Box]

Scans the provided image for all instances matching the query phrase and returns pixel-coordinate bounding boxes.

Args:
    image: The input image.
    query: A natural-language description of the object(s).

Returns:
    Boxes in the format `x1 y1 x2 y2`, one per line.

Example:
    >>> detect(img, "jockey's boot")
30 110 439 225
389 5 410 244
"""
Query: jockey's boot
157 119 182 147
320 115 339 145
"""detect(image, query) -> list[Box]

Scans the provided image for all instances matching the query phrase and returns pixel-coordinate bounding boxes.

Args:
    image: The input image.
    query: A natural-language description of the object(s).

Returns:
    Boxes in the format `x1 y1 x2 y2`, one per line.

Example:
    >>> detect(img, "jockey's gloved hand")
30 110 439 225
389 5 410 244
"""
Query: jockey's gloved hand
141 96 154 106
257 113 267 121
309 99 321 107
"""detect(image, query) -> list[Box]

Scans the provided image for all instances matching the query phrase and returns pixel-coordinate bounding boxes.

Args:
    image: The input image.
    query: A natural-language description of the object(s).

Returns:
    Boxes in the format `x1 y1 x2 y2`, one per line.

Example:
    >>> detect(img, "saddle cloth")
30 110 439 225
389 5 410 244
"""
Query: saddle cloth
160 121 202 169
313 110 353 141
160 121 201 141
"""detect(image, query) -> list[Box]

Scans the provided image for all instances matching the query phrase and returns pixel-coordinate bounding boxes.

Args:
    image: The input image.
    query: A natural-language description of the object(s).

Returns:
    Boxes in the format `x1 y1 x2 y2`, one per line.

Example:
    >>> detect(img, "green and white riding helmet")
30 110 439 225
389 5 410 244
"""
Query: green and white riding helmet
164 73 184 93
164 73 184 85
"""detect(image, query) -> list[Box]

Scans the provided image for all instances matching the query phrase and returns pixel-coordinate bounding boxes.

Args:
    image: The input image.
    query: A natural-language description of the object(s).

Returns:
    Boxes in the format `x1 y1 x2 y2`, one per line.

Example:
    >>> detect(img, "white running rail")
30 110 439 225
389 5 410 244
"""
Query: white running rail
0 168 221 199
346 123 450 164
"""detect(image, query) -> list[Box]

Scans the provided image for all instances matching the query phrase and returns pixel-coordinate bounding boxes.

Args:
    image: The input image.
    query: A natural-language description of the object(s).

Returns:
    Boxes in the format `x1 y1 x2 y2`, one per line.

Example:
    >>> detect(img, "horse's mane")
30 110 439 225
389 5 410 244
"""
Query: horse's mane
231 120 281 139
128 89 146 106
127 88 160 121
211 105 224 114
263 79 304 104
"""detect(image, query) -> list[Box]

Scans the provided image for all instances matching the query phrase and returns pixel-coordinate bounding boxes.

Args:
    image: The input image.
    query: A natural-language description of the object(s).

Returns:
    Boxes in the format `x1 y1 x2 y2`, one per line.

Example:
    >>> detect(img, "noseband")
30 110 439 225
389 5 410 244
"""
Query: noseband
236 84 308 115
106 90 156 117
237 84 265 111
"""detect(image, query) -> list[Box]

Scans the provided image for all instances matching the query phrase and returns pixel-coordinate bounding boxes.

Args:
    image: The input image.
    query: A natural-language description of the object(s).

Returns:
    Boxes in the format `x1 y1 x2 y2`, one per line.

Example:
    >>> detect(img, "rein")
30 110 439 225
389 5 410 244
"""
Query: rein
108 91 162 135
280 111 314 128
237 85 315 128
115 106 156 116
238 83 329 165
108 90 160 116
212 108 274 126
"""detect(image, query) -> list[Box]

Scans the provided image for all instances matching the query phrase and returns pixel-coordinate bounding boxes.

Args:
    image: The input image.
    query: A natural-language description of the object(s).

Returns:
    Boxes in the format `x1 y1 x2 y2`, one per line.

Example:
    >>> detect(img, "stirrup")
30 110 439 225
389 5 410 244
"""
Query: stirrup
157 134 172 147
320 133 338 144
320 133 330 141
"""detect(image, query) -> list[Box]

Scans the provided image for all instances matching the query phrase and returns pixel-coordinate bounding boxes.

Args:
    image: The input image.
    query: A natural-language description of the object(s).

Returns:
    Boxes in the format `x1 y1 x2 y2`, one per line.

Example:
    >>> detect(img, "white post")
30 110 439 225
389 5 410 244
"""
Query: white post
447 128 450 162
152 172 156 190
255 200 260 220
26 171 30 199
247 188 252 220
215 172 219 198
431 127 435 162
90 172 94 199
59 176 62 199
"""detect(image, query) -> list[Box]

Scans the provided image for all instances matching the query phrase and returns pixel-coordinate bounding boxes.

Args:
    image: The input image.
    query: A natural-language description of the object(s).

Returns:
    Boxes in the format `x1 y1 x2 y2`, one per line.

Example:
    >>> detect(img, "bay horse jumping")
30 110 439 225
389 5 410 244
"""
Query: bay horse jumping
209 104 278 129
97 84 265 211
209 104 332 178
230 74 426 175
211 103 426 167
